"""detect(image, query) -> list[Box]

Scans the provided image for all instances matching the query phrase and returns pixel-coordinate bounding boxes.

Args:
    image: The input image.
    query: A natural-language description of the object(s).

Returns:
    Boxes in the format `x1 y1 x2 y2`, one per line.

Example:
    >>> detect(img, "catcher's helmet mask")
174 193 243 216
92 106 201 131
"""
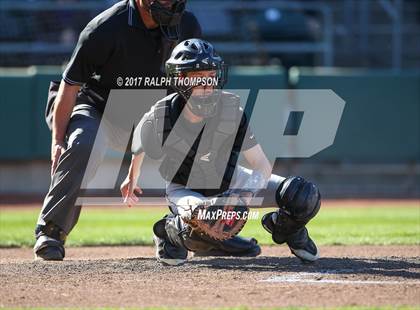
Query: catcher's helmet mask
145 0 186 40
166 38 228 118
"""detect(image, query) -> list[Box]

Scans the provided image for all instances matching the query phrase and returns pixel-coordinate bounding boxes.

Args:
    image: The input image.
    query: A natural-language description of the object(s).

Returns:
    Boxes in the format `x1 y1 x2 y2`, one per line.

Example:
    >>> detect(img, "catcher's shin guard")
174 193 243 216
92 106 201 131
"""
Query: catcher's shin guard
153 215 188 266
193 235 261 257
34 222 66 261
261 176 321 262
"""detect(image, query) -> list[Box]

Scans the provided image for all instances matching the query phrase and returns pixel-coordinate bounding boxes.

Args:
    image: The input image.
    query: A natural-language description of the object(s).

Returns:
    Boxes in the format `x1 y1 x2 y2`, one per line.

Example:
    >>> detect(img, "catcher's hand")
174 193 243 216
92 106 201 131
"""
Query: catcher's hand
179 195 249 241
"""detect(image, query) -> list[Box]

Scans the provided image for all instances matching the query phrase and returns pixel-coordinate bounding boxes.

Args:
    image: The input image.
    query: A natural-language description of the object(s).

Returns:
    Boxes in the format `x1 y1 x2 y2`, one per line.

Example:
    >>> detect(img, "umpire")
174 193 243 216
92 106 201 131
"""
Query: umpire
34 0 201 260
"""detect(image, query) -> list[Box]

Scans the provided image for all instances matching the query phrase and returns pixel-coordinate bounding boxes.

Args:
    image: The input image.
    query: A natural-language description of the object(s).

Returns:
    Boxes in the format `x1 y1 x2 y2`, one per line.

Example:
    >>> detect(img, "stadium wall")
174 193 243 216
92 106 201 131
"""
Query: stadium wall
0 66 418 198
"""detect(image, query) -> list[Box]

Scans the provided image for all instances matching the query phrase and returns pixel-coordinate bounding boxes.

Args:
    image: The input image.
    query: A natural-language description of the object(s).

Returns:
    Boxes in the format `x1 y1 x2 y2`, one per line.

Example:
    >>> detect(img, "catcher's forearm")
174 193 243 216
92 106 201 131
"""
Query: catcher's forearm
253 158 272 183
128 152 145 181
243 144 272 182
242 173 286 209
52 80 80 143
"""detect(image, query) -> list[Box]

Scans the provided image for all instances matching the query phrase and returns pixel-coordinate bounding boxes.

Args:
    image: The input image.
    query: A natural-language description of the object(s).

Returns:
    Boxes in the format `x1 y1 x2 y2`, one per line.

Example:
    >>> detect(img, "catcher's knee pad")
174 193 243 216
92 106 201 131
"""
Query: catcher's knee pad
262 176 321 244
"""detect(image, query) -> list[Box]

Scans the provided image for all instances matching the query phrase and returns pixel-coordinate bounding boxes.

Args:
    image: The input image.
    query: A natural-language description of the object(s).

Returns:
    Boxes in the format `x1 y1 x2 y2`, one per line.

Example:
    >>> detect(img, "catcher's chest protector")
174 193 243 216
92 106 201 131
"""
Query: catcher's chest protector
155 93 241 194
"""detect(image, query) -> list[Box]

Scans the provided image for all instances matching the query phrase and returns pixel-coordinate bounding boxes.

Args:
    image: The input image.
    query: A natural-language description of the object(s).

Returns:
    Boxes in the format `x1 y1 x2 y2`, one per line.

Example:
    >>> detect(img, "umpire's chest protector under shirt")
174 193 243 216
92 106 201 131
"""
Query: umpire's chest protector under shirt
62 0 201 113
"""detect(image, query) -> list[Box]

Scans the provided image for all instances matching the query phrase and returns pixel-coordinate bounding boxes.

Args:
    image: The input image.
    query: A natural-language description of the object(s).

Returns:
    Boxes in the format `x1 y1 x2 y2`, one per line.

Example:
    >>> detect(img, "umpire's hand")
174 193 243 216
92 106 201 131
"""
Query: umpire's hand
51 141 66 176
49 81 80 176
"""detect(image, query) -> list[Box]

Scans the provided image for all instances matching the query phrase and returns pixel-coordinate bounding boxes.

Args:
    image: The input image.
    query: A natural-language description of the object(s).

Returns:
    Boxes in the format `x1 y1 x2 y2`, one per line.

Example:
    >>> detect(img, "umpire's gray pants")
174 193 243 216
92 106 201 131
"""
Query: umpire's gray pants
37 104 127 234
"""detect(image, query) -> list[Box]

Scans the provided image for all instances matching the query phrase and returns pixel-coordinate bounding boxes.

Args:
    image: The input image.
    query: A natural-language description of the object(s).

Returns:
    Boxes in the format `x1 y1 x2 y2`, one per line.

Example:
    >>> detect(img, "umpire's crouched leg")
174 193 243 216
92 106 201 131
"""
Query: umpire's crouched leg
35 107 105 261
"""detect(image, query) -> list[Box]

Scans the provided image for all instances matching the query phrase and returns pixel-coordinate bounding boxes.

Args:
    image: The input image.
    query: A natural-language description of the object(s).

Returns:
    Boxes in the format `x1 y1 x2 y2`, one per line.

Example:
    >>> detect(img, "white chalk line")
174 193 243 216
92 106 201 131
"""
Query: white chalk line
261 273 420 285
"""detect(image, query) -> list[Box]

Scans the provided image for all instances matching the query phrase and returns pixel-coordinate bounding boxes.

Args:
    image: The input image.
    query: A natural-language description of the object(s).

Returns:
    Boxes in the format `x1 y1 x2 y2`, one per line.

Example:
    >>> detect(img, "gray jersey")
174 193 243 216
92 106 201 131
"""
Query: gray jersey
133 92 257 196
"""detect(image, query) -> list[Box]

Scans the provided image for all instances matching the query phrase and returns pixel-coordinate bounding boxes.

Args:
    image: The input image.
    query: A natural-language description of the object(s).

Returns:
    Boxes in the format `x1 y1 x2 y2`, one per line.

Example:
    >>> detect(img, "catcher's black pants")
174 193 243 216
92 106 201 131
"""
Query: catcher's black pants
37 104 126 234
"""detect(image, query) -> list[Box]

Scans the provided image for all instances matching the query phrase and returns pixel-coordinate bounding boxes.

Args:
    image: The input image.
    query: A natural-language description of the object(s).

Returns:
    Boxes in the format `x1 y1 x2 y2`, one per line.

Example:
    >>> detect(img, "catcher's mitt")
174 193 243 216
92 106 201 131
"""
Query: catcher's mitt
180 196 249 241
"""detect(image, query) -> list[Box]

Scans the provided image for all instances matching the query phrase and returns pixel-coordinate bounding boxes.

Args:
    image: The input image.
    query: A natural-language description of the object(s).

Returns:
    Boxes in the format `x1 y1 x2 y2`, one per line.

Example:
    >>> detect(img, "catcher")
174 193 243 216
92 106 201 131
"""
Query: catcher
122 39 321 265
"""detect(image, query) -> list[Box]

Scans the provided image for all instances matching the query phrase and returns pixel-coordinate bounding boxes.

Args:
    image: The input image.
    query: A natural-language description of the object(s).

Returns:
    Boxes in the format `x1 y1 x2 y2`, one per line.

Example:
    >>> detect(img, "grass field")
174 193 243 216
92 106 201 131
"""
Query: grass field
1 202 419 309
1 202 419 247
3 308 419 310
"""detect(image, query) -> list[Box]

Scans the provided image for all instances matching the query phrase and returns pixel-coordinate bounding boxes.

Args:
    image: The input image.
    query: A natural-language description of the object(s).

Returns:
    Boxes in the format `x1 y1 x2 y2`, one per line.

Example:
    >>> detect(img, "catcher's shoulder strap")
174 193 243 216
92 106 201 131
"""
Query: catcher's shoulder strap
204 92 242 188
209 91 242 151
154 94 193 156
139 93 179 159
166 91 240 157
156 92 243 186
153 92 177 145
156 92 242 157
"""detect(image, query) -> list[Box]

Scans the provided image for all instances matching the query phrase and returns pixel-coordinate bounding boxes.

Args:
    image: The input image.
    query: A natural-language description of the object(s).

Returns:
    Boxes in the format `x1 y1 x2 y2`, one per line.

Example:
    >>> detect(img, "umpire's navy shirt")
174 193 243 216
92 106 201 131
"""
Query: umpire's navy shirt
62 0 201 113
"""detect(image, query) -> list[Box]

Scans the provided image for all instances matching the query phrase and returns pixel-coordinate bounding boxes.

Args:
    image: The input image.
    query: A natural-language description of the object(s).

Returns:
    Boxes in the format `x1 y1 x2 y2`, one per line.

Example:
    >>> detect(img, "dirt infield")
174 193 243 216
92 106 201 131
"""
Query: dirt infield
1 245 419 308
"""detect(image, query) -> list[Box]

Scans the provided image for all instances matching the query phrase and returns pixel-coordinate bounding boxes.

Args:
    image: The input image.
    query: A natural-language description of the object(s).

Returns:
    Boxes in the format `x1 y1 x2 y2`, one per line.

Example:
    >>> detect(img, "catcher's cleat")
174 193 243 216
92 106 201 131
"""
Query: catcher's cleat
193 236 261 257
153 218 188 266
153 235 187 266
286 227 319 262
33 223 66 261
261 211 319 262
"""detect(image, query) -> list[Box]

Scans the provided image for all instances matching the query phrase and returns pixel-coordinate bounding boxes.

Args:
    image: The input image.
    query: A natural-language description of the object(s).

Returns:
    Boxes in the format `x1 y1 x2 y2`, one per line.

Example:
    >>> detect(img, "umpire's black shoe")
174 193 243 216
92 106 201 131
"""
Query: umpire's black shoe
153 218 188 266
286 227 319 262
193 236 261 257
34 223 66 261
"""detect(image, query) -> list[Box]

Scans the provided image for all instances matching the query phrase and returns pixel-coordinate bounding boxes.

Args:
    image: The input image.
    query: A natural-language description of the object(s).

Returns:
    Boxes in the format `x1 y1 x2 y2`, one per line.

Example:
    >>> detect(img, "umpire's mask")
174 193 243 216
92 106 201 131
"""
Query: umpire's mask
165 39 228 118
146 0 186 40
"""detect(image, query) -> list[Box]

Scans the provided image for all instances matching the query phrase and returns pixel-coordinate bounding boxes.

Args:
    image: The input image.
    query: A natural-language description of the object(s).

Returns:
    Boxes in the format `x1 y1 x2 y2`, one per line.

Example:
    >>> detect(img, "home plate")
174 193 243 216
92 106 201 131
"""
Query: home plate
260 273 420 285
